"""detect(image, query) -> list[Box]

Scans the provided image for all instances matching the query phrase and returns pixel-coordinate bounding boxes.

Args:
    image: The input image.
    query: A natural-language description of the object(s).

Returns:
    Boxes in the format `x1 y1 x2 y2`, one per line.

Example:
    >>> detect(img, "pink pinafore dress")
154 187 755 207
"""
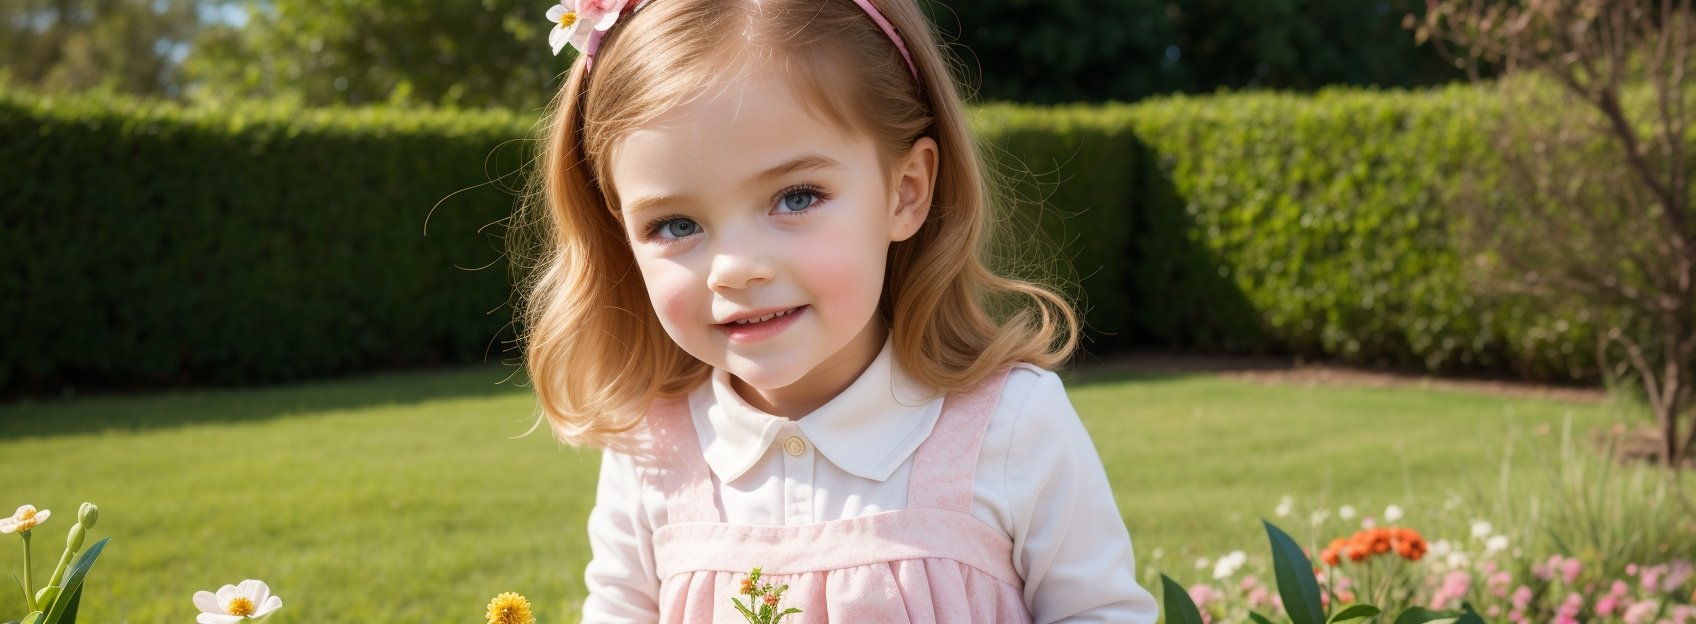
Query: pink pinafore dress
643 370 1033 623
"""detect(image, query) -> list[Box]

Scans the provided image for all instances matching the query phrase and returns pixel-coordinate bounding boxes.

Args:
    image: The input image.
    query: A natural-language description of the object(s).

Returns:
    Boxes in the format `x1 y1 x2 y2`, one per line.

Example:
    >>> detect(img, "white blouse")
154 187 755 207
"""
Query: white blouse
581 341 1160 623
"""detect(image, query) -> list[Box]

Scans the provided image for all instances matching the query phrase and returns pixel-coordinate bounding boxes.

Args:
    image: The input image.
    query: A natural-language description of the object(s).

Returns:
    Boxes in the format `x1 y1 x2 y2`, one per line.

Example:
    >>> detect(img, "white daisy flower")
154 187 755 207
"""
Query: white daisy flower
0 505 49 534
194 579 283 623
1486 534 1510 554
1471 520 1492 539
1338 505 1356 520
1213 550 1247 580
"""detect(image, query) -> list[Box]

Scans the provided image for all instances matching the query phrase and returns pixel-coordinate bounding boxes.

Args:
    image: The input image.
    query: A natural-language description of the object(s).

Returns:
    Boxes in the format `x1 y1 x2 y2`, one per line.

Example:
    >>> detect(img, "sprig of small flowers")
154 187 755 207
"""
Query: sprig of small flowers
733 567 801 624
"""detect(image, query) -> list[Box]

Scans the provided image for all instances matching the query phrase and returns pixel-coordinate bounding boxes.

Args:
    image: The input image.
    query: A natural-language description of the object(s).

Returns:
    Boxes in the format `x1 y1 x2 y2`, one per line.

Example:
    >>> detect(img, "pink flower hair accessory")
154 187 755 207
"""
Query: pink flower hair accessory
544 0 917 79
545 0 651 62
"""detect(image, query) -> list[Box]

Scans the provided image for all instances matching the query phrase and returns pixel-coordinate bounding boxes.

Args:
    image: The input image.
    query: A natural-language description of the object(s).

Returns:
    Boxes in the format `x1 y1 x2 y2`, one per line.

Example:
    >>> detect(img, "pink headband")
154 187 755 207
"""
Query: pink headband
548 0 919 79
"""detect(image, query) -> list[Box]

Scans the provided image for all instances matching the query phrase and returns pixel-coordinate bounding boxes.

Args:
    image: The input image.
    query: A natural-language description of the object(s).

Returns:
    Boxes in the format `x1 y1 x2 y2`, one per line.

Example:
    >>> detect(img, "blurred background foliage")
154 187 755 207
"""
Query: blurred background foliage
0 0 1467 109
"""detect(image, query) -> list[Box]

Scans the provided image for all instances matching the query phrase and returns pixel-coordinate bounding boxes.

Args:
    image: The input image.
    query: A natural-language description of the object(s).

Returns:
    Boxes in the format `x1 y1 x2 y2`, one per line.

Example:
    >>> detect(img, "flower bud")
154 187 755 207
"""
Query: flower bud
66 522 85 552
78 503 98 528
35 585 59 607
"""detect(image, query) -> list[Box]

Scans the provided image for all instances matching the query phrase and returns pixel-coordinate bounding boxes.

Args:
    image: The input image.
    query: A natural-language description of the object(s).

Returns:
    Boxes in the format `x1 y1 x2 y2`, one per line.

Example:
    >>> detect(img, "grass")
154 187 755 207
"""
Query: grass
0 362 1666 622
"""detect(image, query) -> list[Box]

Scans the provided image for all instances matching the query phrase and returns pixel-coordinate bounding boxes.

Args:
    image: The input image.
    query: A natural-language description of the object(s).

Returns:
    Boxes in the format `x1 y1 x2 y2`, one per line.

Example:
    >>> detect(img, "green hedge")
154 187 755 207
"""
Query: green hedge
1123 87 1594 377
1 92 533 394
1 85 1607 396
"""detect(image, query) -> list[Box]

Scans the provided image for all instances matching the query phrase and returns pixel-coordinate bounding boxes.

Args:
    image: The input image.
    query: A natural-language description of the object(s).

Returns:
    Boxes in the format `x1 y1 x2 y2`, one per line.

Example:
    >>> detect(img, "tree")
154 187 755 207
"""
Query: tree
0 0 205 97
1415 0 1696 467
184 0 566 109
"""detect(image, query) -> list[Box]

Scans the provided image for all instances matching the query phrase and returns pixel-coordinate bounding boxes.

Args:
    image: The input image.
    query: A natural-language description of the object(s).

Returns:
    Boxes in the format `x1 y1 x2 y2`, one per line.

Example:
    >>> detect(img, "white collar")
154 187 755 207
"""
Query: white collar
689 339 943 483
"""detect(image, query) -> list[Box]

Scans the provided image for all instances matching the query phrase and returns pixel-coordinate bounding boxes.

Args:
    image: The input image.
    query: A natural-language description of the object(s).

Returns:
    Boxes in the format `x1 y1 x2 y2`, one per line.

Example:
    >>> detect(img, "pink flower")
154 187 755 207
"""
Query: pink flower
543 0 637 56
1595 595 1619 617
1553 592 1584 624
1187 584 1220 609
1430 571 1472 610
1488 571 1513 598
1622 600 1657 624
1247 587 1271 610
1511 585 1534 615
1643 564 1666 593
1666 561 1694 593
1560 557 1583 584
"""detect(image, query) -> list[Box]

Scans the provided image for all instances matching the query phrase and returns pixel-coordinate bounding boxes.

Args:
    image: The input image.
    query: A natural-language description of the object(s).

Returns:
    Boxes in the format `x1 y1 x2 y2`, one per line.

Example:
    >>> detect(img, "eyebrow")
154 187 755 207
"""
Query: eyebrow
622 154 845 217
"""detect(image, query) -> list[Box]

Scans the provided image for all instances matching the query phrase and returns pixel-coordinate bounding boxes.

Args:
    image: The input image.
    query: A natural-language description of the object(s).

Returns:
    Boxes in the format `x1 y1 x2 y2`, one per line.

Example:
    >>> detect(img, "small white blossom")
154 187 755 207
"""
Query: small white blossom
1471 520 1492 539
1446 551 1470 569
1486 534 1510 554
1338 505 1356 520
1430 539 1454 557
193 579 282 623
1310 509 1331 526
1195 557 1211 570
1383 504 1403 522
1213 551 1247 580
1274 496 1294 518
0 505 49 534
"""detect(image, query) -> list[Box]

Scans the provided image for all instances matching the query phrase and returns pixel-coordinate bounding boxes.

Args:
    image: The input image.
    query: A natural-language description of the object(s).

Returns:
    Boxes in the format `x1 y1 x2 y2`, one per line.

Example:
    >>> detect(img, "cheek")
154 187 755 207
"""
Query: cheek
795 228 889 313
636 259 704 332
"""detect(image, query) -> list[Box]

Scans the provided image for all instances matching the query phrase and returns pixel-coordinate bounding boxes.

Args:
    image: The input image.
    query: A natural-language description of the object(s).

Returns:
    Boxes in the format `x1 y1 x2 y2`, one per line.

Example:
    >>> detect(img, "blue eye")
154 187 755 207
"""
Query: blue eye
655 217 699 240
778 189 820 213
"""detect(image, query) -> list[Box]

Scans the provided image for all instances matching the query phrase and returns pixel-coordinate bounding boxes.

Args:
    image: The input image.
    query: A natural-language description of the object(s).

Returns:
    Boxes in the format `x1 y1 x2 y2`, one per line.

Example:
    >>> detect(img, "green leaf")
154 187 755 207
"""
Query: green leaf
1249 611 1277 624
1159 574 1207 624
1392 607 1463 624
42 538 107 624
1265 520 1326 624
732 597 756 620
1329 604 1382 623
20 613 44 624
58 585 82 624
1455 603 1486 624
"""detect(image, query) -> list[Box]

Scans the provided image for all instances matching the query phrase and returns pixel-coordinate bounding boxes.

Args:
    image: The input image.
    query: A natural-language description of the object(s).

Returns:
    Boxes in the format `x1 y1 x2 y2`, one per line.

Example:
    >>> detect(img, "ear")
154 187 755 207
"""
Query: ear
888 136 938 242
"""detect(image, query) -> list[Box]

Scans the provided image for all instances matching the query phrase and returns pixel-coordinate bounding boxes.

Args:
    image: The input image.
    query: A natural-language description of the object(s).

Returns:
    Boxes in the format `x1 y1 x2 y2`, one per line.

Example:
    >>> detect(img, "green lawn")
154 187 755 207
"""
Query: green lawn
0 363 1638 622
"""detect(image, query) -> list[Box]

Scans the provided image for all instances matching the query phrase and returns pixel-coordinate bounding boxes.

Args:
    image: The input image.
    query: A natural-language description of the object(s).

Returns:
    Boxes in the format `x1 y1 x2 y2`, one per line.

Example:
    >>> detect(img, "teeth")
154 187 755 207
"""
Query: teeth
731 307 795 325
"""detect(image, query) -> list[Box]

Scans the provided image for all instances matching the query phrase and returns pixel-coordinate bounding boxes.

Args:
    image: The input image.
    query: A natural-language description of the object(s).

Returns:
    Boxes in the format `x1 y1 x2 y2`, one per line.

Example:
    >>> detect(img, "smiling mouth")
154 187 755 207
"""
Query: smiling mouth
719 306 805 326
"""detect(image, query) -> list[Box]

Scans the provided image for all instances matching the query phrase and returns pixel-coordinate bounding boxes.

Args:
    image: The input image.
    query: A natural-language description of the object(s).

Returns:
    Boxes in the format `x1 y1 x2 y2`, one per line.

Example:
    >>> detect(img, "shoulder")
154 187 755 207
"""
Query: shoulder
988 363 1075 428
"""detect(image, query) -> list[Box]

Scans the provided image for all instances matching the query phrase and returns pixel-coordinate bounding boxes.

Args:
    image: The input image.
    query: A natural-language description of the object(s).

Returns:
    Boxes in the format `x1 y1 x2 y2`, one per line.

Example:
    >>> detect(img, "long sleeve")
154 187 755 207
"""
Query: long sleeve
1000 368 1159 624
581 449 662 623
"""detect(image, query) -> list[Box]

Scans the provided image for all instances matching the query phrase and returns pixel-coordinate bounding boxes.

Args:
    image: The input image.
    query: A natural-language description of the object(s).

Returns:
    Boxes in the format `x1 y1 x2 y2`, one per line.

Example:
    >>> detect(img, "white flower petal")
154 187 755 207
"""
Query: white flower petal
12 505 35 520
0 518 15 533
568 25 594 51
238 579 270 608
193 590 223 614
549 24 573 55
253 595 283 617
546 4 567 21
214 584 241 608
593 7 621 30
197 614 244 624
32 509 49 524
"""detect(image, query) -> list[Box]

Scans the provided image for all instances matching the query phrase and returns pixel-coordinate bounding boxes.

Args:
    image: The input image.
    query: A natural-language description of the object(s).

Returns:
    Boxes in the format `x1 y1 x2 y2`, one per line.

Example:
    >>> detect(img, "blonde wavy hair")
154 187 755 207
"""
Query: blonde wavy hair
510 0 1079 449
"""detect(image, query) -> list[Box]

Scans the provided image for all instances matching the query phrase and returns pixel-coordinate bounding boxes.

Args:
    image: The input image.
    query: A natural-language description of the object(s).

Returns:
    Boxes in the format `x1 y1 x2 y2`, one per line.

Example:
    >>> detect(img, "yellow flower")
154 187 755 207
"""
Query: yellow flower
0 504 49 534
485 591 536 624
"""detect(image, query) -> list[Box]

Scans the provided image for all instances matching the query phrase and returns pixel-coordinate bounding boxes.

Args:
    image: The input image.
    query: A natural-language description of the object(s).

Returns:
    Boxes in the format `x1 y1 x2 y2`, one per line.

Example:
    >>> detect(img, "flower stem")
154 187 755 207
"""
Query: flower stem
21 530 35 611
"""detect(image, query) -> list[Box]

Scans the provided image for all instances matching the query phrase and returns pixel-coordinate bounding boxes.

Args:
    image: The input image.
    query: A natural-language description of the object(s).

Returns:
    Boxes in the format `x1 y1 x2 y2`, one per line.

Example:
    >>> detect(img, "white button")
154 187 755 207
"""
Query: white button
784 436 806 457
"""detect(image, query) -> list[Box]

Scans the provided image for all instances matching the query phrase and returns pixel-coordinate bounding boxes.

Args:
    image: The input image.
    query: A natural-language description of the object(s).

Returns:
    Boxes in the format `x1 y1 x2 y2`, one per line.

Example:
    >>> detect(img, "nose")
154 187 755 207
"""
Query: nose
707 243 775 291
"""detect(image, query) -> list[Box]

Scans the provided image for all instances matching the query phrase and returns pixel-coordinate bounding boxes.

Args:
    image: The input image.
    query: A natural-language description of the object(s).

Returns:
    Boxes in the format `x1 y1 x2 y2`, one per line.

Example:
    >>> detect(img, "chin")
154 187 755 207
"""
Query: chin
722 356 813 392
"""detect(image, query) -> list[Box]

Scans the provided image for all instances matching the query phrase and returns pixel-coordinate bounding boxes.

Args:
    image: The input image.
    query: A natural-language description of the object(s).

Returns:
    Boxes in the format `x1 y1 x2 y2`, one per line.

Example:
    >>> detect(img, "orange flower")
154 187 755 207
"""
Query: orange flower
739 578 754 595
1322 527 1428 565
1320 538 1346 566
763 594 780 607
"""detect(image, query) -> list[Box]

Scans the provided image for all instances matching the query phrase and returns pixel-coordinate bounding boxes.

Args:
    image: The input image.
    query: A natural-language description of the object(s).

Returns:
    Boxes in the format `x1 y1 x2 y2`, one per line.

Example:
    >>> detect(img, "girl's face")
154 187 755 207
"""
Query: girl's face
609 70 935 417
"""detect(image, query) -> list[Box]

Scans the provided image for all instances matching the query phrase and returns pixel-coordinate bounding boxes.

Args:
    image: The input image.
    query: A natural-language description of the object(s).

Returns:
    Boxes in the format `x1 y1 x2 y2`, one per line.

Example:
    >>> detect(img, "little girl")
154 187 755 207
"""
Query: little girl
515 0 1160 621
